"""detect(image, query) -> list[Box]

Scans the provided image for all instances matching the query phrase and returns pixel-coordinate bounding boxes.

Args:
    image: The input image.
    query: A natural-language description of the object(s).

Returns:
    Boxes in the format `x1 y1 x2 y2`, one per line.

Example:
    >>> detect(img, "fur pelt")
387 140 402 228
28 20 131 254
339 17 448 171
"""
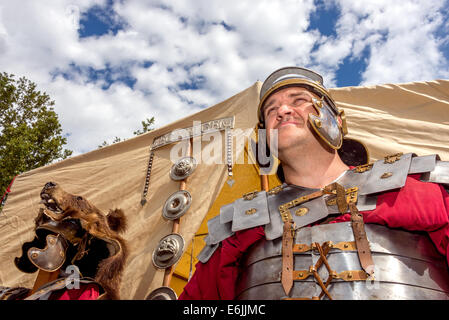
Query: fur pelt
39 182 128 300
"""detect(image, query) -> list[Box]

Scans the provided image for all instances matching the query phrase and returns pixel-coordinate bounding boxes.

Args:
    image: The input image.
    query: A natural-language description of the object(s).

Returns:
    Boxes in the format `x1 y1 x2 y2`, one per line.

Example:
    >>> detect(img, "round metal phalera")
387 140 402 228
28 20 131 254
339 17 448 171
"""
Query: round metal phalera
145 286 178 300
152 233 185 269
170 156 197 181
162 190 192 220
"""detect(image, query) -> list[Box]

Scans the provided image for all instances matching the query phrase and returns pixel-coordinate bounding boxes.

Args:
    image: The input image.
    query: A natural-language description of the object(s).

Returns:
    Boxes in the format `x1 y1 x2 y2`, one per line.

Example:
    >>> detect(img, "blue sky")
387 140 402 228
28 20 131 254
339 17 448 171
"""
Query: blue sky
308 1 367 86
75 0 449 89
75 0 366 88
0 0 448 155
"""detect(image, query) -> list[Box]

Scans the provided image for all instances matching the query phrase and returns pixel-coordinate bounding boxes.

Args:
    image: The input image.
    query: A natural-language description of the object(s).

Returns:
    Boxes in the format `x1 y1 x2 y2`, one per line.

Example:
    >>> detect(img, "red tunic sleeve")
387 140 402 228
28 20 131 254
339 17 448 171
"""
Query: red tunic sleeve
179 226 264 300
331 175 449 265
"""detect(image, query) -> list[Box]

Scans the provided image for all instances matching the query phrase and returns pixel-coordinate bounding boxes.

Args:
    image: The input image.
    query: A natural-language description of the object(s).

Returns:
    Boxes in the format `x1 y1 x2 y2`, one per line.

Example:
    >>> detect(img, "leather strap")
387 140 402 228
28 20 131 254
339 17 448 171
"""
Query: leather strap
349 202 374 275
309 265 333 300
293 241 357 253
293 269 369 282
282 296 320 300
313 242 334 300
326 181 375 276
281 220 294 296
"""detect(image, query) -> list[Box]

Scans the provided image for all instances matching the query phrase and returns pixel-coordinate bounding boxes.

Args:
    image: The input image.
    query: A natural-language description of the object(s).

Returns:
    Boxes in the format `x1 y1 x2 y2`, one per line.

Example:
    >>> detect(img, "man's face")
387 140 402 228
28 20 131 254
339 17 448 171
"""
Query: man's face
262 86 319 152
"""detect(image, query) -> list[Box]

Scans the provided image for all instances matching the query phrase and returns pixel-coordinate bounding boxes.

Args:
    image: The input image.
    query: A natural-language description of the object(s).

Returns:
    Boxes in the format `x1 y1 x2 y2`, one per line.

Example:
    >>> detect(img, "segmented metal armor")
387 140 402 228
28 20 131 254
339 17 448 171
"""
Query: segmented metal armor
198 154 449 300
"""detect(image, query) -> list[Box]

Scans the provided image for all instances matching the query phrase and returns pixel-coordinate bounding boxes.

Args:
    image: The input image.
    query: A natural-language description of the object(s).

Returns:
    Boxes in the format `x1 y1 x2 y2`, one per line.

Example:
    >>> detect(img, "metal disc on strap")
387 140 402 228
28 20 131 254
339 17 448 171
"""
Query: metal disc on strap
145 286 178 300
152 233 185 269
169 156 197 181
162 190 192 220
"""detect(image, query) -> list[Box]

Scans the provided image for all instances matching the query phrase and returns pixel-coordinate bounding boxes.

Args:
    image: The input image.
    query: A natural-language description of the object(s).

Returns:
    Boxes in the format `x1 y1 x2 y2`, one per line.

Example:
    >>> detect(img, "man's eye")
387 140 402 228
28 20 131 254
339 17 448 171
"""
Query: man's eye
265 107 275 115
293 98 307 105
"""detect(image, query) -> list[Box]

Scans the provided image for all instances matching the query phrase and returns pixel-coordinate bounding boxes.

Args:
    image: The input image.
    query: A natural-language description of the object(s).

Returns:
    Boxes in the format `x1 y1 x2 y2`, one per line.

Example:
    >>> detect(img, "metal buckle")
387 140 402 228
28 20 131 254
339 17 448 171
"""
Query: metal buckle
384 152 403 164
242 191 258 201
268 185 283 195
354 163 373 173
326 187 358 206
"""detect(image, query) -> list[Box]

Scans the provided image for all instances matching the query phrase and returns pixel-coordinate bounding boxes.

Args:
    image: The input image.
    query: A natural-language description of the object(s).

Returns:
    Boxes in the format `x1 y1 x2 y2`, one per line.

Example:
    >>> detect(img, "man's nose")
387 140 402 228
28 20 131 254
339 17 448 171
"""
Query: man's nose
276 103 293 118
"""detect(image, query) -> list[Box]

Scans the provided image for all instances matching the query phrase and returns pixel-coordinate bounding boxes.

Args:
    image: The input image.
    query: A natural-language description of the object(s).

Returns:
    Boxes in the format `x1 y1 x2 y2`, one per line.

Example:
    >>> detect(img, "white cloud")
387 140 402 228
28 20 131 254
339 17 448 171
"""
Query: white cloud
332 0 449 85
0 0 447 155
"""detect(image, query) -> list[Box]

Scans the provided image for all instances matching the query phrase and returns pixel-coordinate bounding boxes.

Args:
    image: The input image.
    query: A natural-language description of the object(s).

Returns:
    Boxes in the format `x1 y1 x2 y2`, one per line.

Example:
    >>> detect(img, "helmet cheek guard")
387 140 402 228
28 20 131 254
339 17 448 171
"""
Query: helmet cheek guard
26 234 68 272
309 96 343 150
14 213 84 274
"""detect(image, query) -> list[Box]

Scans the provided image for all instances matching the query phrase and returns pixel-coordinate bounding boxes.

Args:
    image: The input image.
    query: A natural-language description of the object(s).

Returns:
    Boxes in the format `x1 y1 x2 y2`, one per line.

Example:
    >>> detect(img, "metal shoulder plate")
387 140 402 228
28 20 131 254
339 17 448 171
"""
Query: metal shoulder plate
0 286 31 300
357 153 448 194
198 191 270 263
419 157 449 186
358 152 414 195
266 153 446 240
360 153 448 192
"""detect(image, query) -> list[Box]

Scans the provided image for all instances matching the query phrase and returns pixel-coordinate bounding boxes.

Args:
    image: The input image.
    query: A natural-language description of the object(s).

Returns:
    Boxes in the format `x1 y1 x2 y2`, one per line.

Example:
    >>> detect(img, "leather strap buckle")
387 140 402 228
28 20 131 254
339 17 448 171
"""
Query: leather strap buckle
349 202 375 275
384 152 403 164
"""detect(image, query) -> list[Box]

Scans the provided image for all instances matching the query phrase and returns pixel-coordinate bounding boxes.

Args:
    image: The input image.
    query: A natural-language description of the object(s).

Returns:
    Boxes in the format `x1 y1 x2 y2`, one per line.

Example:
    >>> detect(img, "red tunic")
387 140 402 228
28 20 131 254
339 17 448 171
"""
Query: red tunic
49 283 101 300
179 175 449 300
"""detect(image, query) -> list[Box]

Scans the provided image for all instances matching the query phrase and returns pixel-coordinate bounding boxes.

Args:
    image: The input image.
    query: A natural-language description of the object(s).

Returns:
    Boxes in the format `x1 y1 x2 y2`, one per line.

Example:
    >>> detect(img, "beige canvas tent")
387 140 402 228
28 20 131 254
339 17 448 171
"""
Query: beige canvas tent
1 79 448 299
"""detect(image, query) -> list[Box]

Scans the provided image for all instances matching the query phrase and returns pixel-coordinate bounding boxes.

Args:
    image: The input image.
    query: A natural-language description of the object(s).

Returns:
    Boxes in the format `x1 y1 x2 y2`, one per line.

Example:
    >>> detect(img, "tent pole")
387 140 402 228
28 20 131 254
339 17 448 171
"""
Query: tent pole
30 269 60 295
162 138 193 287
261 174 269 192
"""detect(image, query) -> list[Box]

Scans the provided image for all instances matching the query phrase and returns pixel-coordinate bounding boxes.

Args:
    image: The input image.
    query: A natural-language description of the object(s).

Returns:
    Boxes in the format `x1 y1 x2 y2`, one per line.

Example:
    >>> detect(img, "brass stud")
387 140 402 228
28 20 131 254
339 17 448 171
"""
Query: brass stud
313 98 323 108
31 253 38 259
381 172 393 179
344 243 349 249
245 208 257 215
295 207 309 216
314 119 322 128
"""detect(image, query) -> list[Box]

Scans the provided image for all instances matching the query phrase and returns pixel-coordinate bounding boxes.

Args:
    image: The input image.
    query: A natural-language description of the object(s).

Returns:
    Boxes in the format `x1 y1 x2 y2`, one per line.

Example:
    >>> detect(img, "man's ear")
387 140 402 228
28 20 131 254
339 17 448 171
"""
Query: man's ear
337 115 342 126
337 110 348 135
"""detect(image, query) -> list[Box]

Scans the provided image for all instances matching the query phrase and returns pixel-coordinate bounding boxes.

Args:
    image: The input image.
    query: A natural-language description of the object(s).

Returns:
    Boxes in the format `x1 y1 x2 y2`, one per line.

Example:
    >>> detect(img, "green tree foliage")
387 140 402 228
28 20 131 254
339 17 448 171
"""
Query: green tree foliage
133 117 155 135
98 116 155 148
0 72 72 201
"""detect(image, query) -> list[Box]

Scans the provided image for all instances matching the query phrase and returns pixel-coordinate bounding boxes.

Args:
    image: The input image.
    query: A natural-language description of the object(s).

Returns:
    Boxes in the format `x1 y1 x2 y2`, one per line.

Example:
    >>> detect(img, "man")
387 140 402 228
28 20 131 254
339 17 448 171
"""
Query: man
179 67 449 300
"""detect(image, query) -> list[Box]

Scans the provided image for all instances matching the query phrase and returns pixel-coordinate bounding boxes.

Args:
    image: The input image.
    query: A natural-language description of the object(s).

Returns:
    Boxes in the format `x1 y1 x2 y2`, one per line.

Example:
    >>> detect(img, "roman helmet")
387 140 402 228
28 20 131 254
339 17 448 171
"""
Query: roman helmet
14 183 128 299
256 66 369 181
